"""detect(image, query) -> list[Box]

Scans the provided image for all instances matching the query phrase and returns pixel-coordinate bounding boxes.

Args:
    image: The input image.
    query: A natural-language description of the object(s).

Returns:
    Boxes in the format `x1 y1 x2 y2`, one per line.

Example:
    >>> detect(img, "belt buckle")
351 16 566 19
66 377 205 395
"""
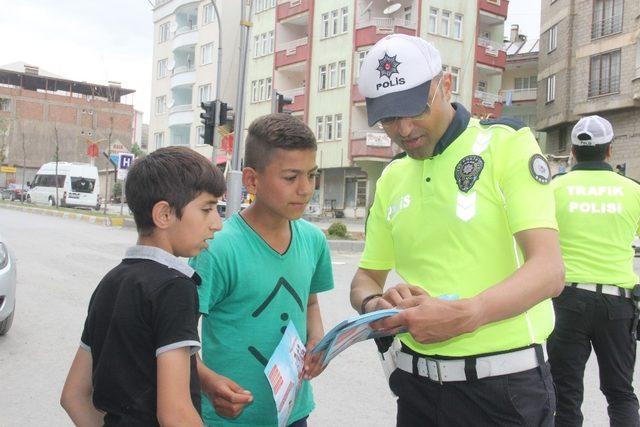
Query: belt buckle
425 357 444 385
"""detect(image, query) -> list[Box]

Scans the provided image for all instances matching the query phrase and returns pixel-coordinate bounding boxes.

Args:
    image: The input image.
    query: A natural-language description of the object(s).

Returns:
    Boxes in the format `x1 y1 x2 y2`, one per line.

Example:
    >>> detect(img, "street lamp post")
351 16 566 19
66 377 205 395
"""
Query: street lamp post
225 0 253 218
209 0 223 160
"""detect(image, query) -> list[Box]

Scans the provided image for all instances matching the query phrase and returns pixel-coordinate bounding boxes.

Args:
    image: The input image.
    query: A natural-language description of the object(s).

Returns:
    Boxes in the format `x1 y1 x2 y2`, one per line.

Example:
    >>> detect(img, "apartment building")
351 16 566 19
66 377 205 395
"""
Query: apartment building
244 0 509 217
149 0 241 162
538 0 640 179
501 25 547 149
0 62 134 184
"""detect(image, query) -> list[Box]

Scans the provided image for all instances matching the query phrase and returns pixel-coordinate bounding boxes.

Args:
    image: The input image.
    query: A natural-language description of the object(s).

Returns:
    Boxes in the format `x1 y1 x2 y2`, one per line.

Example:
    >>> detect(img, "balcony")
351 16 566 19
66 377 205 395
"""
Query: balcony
478 0 508 19
280 87 305 112
352 84 365 103
355 17 417 48
275 37 308 68
172 26 198 50
350 130 397 161
472 90 503 118
168 106 193 126
277 0 309 21
476 38 506 69
592 15 622 39
502 88 537 103
170 66 196 88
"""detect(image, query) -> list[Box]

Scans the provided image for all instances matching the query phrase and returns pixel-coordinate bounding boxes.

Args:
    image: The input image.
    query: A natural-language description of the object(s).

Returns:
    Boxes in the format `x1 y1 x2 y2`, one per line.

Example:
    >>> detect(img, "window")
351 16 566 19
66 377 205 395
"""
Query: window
154 132 165 148
0 98 10 111
355 50 368 82
453 14 463 39
316 116 324 141
429 8 438 33
328 63 337 88
253 35 261 57
589 50 621 96
514 76 537 89
319 65 327 90
251 81 258 103
546 75 556 102
321 13 329 38
265 77 272 100
203 3 214 24
450 67 460 93
325 115 333 140
331 10 339 36
197 126 204 144
155 96 166 115
341 7 349 33
548 25 557 52
592 0 623 39
255 0 275 13
345 176 367 208
261 33 268 57
201 43 213 65
159 22 170 43
404 6 412 23
258 79 265 102
440 10 450 37
338 61 347 87
199 84 211 103
157 59 168 78
335 114 342 139
267 31 274 54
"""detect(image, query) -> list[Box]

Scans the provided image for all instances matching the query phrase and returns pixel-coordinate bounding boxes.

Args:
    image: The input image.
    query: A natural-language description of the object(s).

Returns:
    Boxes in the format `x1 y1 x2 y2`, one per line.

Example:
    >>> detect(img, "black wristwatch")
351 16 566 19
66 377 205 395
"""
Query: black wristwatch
360 293 383 314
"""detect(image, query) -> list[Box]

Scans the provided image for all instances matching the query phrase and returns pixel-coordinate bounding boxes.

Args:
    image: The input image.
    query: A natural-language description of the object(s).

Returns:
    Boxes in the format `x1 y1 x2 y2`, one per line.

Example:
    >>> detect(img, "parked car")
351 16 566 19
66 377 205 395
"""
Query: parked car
0 233 16 335
1 183 28 202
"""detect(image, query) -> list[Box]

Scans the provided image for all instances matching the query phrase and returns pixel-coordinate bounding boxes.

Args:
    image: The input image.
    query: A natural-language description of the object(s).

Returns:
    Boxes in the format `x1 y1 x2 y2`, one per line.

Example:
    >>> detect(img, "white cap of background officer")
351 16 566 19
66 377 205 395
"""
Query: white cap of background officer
571 115 614 146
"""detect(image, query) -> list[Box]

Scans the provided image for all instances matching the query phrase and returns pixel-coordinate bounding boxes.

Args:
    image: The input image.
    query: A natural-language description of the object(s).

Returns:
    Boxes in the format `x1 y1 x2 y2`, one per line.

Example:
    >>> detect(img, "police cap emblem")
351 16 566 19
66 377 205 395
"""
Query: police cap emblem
376 53 401 79
529 154 551 185
454 155 484 193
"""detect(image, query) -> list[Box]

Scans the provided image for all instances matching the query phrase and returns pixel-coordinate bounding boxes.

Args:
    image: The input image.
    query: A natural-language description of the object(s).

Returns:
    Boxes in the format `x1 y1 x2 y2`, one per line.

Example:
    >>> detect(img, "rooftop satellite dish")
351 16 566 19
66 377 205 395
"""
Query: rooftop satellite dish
383 3 402 15
169 22 178 33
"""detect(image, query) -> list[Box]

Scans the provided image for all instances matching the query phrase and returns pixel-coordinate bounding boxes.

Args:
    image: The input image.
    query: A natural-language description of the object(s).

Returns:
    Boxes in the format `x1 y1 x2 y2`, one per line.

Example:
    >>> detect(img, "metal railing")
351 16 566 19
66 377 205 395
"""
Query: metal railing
477 37 504 56
175 24 198 36
588 76 621 97
502 88 537 102
172 64 196 75
474 90 503 106
356 17 417 30
592 15 622 39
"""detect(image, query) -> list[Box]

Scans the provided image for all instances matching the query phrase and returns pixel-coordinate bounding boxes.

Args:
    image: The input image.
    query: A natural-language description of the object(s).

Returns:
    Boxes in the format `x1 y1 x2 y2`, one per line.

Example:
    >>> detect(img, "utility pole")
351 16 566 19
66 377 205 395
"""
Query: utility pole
210 0 223 161
226 0 253 218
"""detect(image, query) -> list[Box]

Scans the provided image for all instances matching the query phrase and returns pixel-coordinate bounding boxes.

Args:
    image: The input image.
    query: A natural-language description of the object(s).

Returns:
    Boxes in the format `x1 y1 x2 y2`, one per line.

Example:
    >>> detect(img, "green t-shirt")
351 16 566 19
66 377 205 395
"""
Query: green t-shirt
189 214 334 427
552 162 640 288
361 111 558 357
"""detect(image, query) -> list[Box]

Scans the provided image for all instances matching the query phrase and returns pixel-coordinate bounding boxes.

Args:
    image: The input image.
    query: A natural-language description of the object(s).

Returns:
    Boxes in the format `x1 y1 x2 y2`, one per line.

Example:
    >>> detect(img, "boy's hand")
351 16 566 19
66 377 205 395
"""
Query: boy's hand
202 373 253 419
303 338 325 380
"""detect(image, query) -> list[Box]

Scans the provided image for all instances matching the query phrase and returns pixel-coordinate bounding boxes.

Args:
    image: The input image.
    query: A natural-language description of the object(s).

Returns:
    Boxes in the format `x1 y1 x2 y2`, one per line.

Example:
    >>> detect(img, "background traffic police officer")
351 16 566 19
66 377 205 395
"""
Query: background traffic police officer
349 34 565 426
548 115 640 426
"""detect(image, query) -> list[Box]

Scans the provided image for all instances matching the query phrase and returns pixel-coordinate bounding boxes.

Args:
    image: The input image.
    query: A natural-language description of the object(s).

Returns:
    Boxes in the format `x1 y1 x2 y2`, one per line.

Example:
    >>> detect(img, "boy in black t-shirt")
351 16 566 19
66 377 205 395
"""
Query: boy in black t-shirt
61 147 225 426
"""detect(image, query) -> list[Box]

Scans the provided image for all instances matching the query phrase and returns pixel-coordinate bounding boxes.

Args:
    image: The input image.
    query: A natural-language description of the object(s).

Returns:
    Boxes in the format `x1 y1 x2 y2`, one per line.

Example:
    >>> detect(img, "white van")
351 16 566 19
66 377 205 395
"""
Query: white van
27 162 100 210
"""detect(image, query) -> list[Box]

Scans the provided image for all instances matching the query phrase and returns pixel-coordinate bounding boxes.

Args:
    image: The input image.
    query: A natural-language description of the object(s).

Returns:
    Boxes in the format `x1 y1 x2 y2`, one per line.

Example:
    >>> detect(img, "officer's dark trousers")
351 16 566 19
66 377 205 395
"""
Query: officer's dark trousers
388 363 555 426
548 286 640 426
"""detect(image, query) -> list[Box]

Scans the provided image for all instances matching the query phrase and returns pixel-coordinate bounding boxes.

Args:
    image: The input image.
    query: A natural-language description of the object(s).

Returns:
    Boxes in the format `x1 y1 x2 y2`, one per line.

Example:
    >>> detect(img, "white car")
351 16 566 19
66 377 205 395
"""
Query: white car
0 234 16 335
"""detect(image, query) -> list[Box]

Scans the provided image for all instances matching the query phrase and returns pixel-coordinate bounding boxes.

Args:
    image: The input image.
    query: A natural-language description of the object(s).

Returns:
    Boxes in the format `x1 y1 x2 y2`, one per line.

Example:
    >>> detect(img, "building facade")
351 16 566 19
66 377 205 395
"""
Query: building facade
538 0 640 179
243 0 509 217
149 0 241 162
0 62 134 185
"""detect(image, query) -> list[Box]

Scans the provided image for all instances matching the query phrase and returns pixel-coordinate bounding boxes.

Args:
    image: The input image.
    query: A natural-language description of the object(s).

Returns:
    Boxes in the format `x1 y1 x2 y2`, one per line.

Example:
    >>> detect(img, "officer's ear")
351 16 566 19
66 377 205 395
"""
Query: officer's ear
441 73 453 102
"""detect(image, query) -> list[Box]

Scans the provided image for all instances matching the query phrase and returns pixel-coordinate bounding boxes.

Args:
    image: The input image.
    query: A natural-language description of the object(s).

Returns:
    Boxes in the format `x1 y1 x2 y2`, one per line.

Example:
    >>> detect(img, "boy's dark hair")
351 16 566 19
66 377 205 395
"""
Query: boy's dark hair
572 142 611 163
244 113 317 171
125 146 225 235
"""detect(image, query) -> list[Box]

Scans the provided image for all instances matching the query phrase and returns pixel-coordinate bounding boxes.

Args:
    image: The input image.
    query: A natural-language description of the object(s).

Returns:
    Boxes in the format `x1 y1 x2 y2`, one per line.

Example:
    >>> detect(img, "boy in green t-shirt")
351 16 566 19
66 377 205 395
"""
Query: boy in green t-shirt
190 113 334 427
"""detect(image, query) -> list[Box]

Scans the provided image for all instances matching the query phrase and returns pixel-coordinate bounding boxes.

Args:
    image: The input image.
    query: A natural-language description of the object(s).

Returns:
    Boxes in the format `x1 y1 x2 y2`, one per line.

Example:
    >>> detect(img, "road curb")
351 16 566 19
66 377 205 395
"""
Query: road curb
327 239 364 252
0 202 132 228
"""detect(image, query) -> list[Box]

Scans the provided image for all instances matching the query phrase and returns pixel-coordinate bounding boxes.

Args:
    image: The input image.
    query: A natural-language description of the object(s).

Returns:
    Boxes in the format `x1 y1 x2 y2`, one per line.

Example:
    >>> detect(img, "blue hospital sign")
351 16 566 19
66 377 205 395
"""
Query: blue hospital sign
118 153 134 170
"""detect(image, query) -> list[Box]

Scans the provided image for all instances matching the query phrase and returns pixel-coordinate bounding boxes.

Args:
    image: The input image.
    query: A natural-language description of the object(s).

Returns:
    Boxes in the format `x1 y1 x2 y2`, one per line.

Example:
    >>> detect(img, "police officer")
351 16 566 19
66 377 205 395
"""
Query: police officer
548 115 640 426
350 34 564 426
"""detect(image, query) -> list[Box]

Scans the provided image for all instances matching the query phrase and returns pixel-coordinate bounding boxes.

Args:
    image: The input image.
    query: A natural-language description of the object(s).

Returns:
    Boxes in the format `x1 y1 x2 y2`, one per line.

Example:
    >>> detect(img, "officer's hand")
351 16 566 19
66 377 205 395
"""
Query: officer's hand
202 373 253 419
382 284 428 308
374 296 481 343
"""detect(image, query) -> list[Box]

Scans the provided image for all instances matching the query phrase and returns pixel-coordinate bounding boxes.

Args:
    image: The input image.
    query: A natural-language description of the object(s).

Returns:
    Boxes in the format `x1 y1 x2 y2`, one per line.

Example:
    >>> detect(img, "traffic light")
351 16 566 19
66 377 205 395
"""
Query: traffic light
200 101 216 146
271 91 293 113
218 101 233 127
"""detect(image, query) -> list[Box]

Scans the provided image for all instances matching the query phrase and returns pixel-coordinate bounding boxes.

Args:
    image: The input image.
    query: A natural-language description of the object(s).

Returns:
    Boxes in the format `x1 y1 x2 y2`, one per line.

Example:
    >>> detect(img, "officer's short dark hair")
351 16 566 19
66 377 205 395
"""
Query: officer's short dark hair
244 113 316 171
572 143 611 163
125 146 225 235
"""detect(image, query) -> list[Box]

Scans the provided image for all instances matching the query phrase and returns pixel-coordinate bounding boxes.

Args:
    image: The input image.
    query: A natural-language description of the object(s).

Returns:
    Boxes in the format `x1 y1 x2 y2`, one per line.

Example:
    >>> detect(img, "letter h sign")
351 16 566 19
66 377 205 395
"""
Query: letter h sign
118 153 134 170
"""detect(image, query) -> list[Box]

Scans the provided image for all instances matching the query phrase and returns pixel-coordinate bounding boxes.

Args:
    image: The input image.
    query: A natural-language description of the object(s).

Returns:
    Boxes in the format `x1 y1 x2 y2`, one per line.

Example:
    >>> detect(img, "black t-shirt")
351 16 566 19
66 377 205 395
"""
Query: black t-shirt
81 258 201 426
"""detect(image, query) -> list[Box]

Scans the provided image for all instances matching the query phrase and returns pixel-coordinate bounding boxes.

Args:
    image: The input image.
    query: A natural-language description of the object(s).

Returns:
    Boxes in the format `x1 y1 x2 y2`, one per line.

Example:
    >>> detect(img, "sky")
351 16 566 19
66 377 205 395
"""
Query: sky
0 0 540 125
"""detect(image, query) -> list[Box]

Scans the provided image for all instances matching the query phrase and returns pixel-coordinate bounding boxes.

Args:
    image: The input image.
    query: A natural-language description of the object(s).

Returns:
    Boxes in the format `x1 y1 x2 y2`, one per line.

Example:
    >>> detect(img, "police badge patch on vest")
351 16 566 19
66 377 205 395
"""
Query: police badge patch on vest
529 154 551 185
454 155 484 193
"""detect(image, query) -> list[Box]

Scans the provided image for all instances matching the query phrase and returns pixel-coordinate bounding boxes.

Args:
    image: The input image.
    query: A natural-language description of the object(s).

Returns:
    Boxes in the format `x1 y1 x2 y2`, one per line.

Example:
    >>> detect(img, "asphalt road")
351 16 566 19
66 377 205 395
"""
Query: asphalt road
0 208 638 426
